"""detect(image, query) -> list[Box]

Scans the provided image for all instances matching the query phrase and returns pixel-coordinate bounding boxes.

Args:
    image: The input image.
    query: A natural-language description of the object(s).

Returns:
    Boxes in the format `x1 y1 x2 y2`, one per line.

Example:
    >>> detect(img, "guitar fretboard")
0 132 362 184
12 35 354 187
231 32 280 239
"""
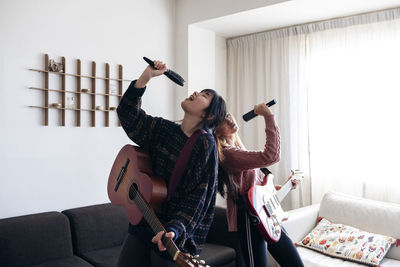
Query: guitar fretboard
276 180 293 202
129 184 180 259
276 171 303 202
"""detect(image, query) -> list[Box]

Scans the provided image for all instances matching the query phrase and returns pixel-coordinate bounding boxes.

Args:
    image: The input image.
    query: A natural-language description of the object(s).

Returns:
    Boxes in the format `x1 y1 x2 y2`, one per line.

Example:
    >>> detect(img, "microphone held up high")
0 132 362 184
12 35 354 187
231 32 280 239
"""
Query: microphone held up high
143 57 185 86
242 99 277 121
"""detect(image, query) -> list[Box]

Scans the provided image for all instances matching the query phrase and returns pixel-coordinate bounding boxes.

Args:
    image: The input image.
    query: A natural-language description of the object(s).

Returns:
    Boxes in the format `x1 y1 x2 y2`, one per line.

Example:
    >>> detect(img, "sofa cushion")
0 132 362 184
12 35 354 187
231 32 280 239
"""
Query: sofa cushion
206 206 243 266
200 243 236 267
319 191 400 260
297 247 400 267
297 218 395 266
0 212 80 267
79 245 122 267
62 203 128 254
32 255 93 267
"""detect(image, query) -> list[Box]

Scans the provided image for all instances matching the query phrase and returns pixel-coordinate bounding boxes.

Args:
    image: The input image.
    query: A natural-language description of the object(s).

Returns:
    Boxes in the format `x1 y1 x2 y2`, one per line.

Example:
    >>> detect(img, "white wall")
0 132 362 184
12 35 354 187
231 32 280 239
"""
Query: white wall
187 26 227 99
176 0 288 206
215 34 227 99
174 0 288 118
188 25 215 95
0 0 176 218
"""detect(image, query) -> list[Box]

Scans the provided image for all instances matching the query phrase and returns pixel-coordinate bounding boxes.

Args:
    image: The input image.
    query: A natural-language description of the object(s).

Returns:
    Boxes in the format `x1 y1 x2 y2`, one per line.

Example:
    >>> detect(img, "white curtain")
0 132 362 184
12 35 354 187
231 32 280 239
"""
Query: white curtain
227 8 400 209
227 30 310 210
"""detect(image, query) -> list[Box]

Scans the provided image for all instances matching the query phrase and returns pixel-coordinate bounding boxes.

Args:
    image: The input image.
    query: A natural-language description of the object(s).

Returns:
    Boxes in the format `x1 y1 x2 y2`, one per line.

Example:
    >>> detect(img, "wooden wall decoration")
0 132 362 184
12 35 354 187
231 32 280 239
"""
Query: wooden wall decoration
29 54 131 127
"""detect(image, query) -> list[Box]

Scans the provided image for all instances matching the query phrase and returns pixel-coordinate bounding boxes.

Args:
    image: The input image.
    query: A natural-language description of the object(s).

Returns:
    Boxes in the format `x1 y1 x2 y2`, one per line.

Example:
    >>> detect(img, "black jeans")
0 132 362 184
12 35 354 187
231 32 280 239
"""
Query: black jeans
117 225 177 267
237 199 304 267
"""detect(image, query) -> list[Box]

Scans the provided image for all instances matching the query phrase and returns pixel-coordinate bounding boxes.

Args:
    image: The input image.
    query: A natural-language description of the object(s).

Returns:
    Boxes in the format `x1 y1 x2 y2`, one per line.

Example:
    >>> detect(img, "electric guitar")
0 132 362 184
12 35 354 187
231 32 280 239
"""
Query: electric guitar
108 145 208 267
245 170 304 243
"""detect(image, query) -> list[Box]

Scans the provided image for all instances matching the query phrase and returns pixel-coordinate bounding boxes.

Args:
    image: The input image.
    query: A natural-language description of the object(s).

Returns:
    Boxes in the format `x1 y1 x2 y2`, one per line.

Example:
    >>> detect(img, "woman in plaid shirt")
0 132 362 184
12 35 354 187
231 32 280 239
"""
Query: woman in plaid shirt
117 60 227 266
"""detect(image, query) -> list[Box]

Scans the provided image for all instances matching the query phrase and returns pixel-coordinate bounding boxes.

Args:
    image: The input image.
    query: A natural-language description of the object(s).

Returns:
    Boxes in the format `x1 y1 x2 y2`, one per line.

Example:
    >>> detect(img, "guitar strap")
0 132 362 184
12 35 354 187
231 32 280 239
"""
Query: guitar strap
245 212 255 267
167 129 207 201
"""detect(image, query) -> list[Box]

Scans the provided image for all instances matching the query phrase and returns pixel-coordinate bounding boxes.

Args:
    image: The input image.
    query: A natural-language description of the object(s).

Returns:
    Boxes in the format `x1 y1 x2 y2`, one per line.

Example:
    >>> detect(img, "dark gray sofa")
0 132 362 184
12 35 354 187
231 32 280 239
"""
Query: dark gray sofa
0 212 91 267
0 204 241 267
62 204 128 267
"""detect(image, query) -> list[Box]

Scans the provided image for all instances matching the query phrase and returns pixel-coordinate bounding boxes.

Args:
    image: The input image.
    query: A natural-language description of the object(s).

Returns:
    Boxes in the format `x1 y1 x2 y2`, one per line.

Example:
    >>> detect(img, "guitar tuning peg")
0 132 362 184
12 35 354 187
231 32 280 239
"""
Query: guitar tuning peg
194 254 200 258
199 260 205 264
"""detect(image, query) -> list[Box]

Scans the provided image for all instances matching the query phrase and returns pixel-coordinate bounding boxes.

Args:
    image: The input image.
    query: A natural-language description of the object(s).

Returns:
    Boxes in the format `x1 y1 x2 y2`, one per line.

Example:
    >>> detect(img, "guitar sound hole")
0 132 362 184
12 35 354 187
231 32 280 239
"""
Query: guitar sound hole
128 183 138 200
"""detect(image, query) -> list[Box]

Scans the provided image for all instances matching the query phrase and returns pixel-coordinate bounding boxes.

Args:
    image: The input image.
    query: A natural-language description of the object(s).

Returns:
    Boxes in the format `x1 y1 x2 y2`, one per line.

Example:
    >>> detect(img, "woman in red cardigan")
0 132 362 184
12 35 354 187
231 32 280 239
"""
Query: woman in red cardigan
215 103 304 267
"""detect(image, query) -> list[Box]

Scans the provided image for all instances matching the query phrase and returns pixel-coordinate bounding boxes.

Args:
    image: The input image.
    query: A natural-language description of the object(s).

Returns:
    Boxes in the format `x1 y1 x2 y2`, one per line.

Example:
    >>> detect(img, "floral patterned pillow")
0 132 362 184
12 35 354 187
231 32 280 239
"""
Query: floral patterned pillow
297 218 395 267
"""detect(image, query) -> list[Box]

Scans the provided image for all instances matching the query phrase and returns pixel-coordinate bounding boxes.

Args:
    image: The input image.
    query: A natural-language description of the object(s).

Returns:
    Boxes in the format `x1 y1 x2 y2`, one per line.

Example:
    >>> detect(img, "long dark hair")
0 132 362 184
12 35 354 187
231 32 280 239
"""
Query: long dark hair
198 89 227 131
196 89 229 197
217 163 240 200
196 89 231 197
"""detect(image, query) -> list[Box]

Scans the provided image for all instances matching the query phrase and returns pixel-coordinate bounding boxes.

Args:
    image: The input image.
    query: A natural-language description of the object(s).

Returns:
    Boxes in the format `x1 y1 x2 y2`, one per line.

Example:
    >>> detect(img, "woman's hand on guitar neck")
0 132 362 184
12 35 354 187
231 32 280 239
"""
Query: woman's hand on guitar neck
152 230 175 251
274 176 299 191
289 175 299 190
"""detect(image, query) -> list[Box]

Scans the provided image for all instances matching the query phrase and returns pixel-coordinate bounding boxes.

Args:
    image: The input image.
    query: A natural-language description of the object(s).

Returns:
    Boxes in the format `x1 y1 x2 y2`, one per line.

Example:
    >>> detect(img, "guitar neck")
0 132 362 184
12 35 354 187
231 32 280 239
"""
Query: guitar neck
131 187 180 260
276 179 293 203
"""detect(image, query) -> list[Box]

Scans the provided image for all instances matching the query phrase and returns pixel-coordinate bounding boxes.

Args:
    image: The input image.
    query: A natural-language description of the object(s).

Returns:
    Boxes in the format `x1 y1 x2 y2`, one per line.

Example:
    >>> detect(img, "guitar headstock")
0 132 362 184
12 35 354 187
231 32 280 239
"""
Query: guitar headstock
290 169 304 183
176 252 209 267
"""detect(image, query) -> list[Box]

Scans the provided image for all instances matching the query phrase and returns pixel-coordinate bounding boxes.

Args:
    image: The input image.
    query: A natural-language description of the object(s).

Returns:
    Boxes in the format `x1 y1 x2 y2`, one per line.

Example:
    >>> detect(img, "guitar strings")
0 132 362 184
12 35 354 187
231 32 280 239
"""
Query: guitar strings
129 182 178 255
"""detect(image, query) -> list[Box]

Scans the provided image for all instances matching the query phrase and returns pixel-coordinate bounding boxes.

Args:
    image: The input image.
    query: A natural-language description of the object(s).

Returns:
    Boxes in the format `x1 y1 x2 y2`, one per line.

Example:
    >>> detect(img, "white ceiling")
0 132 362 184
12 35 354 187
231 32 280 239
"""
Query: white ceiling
194 0 400 38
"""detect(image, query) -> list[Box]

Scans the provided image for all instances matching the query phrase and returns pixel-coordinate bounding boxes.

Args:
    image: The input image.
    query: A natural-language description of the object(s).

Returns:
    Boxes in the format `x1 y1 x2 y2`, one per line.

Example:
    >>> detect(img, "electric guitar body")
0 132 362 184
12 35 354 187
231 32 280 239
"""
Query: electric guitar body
245 170 303 243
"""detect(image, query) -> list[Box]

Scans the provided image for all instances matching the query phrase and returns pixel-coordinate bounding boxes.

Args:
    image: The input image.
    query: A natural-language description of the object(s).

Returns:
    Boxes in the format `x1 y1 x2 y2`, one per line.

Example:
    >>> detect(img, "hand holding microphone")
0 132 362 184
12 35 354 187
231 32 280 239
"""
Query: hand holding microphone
144 59 167 78
143 57 185 86
242 99 277 121
254 102 273 116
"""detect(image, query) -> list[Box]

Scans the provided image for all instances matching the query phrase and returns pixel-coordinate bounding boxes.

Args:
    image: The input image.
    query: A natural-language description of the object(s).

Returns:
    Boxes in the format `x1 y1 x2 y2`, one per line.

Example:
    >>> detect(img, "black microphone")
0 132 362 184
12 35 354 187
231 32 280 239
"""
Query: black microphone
260 167 272 175
242 99 277 121
143 57 185 86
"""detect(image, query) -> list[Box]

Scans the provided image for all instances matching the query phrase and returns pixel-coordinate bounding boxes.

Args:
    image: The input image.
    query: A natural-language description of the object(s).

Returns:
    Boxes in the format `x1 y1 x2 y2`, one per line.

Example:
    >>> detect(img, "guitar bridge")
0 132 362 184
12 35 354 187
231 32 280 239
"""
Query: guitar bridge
114 158 130 192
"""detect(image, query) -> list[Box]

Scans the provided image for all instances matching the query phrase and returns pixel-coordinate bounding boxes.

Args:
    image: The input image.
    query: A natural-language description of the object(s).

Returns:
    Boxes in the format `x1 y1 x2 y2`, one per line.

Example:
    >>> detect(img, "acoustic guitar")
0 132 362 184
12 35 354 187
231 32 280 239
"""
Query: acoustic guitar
244 170 304 243
108 145 208 267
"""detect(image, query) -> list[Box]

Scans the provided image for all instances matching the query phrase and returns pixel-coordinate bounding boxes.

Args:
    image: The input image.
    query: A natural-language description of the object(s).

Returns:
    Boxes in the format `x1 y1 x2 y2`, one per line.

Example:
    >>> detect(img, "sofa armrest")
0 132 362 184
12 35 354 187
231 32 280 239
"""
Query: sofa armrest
282 204 320 242
0 212 75 266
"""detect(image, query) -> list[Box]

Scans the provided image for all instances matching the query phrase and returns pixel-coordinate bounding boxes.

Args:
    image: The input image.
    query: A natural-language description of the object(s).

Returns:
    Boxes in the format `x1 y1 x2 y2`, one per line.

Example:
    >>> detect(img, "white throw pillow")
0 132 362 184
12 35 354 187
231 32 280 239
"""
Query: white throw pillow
297 218 395 267
318 191 400 260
